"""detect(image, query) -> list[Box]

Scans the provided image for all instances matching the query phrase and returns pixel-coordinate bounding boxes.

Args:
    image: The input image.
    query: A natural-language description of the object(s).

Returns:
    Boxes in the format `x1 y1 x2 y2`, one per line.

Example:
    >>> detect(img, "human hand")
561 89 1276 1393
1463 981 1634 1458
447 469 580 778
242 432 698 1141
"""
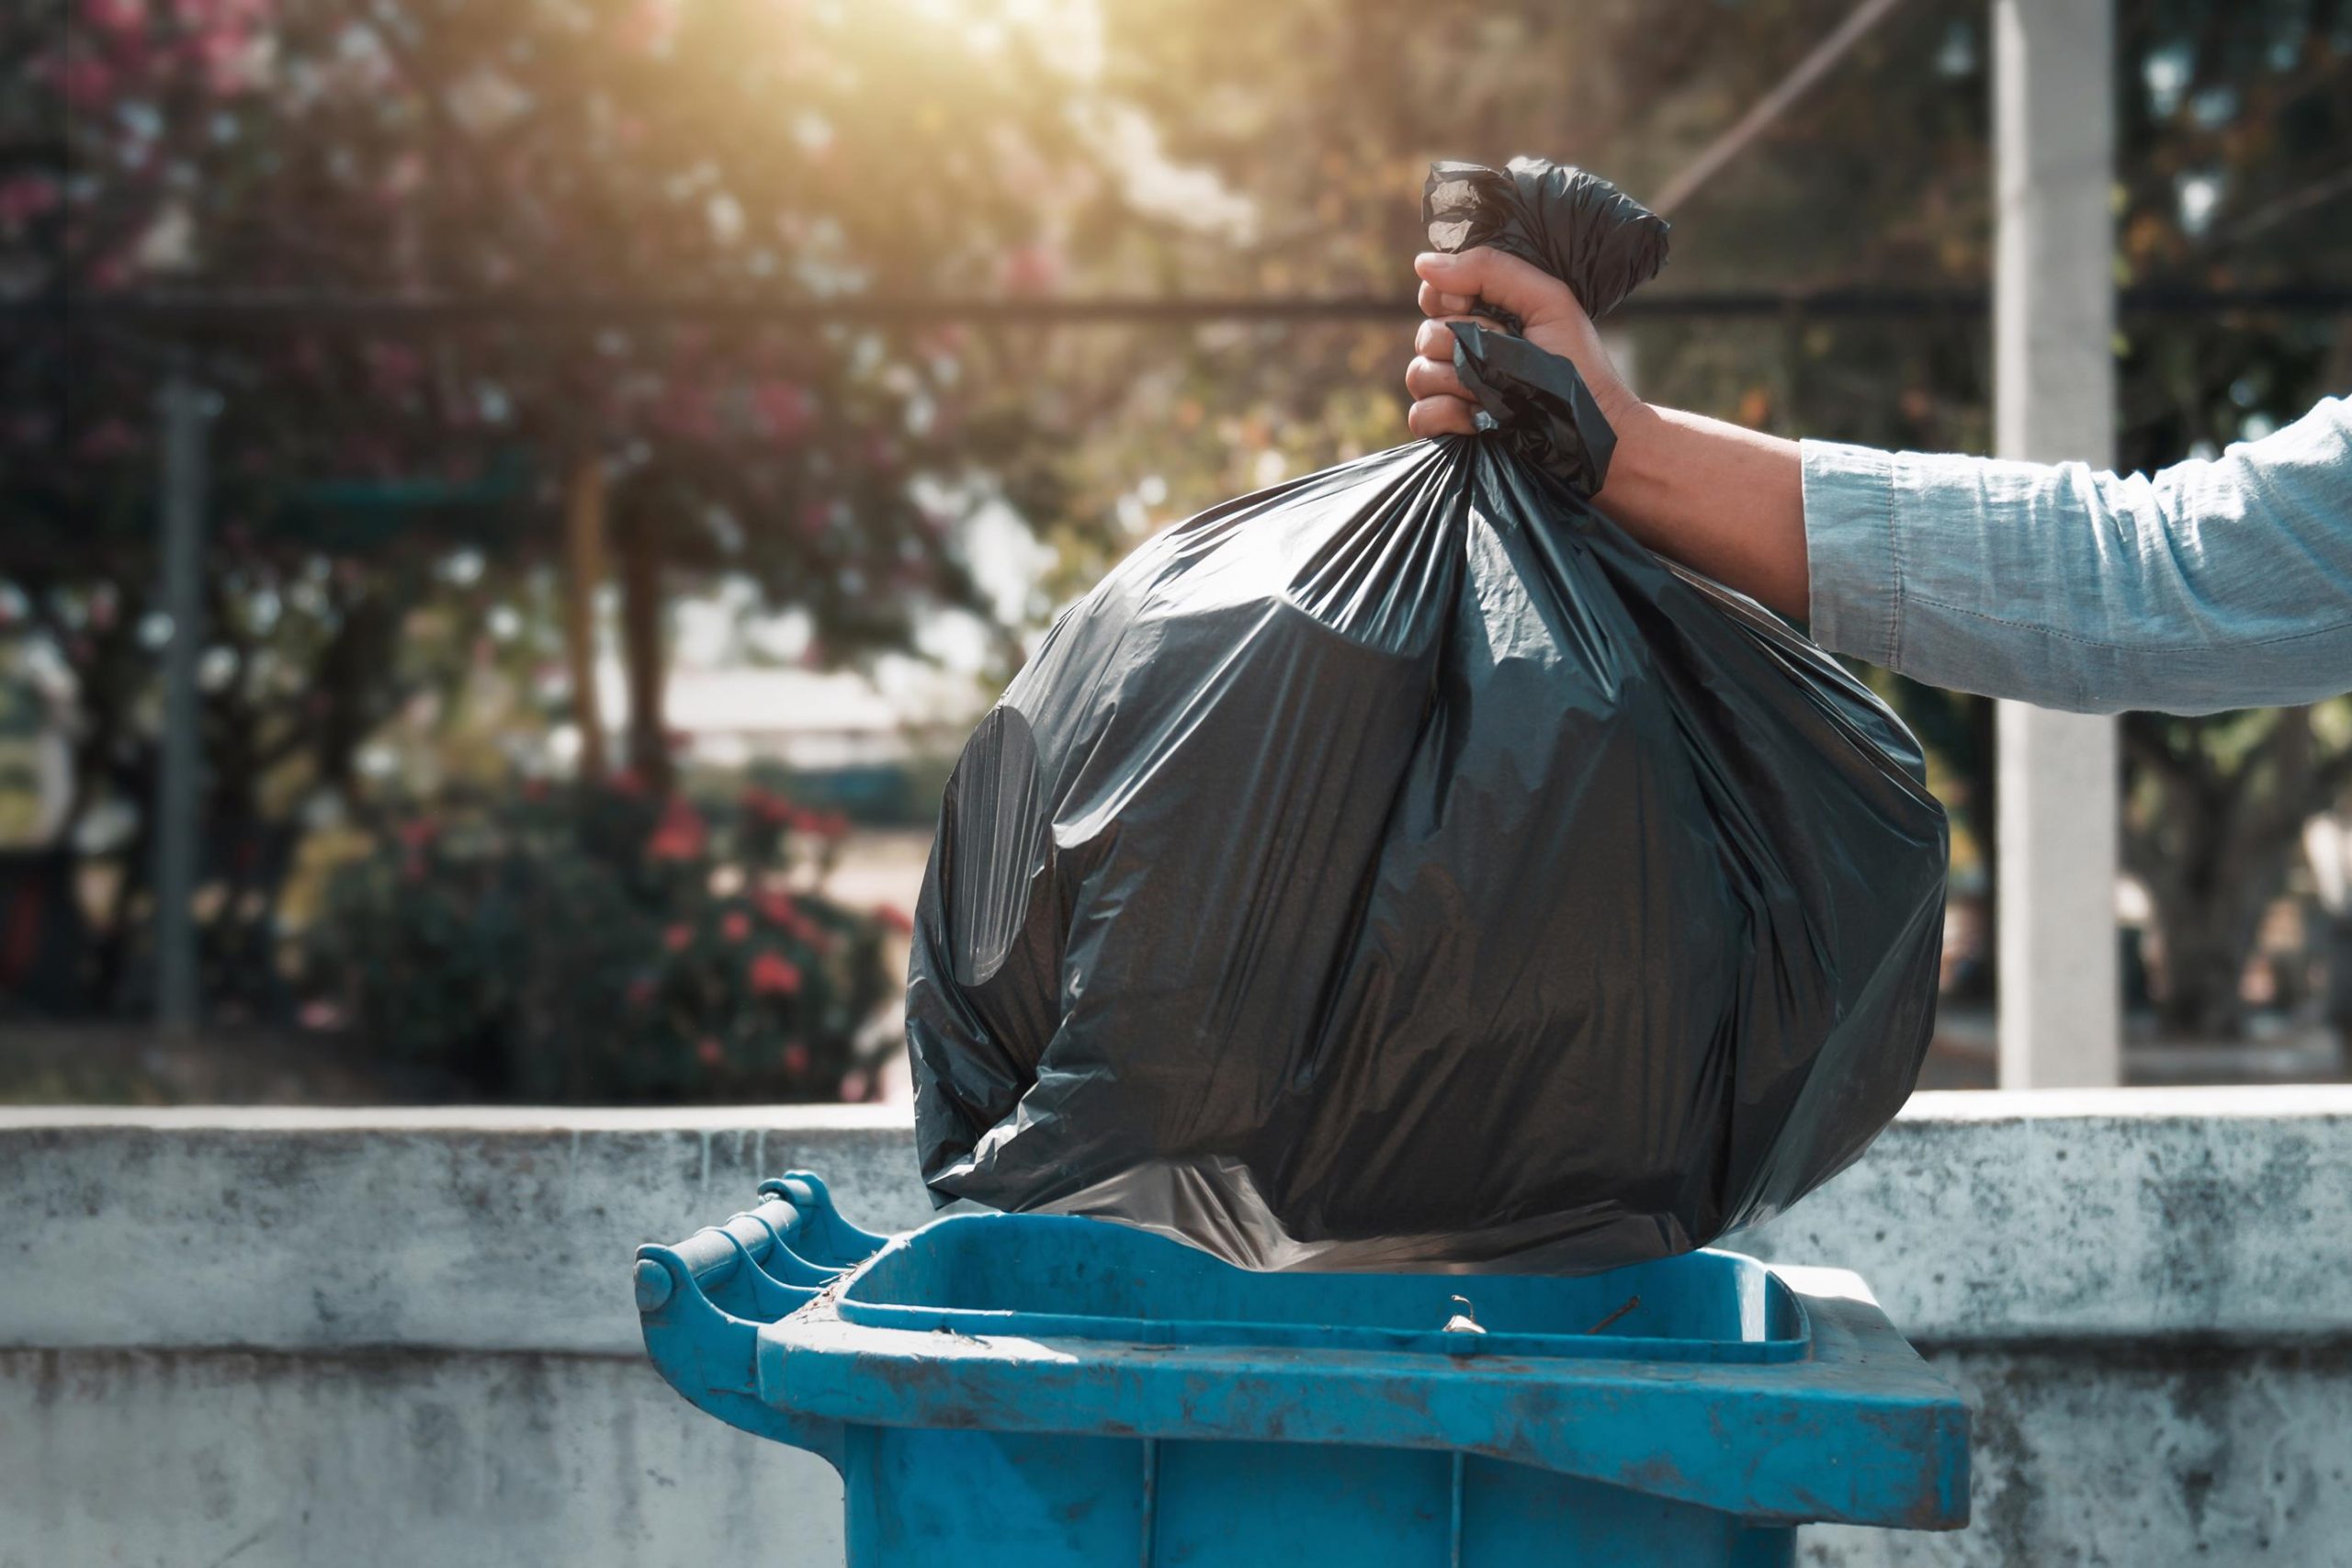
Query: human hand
1403 246 1638 439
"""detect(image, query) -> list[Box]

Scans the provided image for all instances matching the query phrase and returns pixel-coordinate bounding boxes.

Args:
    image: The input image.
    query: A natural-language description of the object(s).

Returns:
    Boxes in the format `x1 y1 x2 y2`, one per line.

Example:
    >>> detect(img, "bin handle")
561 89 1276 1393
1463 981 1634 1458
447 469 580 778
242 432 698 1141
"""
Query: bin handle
635 1235 843 1465
643 1196 816 1304
740 1208 837 1289
632 1170 884 1469
756 1170 888 1267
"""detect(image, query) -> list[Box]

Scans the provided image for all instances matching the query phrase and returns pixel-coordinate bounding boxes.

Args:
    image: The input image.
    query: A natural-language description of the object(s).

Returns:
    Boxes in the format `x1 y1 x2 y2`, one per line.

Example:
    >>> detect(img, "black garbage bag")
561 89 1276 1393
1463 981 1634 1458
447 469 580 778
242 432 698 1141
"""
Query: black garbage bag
905 159 1948 1271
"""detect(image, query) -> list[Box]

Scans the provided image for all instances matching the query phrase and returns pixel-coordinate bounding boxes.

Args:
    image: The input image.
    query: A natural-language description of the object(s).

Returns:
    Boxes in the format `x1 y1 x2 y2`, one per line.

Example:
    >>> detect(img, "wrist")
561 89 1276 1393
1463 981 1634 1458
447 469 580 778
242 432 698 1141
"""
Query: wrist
1595 391 1661 502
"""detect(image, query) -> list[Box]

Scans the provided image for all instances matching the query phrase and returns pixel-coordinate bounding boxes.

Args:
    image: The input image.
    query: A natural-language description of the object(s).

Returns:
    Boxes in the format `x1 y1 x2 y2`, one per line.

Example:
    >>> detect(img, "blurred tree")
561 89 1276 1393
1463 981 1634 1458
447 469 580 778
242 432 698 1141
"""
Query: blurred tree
2 0 1123 1012
2109 0 2352 1036
2123 703 2352 1036
9 0 2352 1040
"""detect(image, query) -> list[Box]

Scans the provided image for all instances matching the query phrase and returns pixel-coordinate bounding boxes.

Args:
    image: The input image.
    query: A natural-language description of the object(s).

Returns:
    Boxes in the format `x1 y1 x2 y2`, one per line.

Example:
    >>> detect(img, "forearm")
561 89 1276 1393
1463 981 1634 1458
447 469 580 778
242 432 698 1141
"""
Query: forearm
1802 397 2352 715
1593 403 1810 619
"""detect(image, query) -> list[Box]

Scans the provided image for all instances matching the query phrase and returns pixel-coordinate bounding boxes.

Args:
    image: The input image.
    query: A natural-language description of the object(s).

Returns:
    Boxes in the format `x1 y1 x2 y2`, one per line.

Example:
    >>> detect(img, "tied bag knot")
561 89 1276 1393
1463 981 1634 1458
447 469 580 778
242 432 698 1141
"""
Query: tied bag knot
1448 321 1619 499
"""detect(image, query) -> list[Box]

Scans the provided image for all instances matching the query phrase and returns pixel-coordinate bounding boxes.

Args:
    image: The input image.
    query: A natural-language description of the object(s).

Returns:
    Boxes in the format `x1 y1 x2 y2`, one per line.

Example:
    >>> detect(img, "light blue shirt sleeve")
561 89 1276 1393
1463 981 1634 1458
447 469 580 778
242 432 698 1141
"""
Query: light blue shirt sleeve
1801 396 2352 715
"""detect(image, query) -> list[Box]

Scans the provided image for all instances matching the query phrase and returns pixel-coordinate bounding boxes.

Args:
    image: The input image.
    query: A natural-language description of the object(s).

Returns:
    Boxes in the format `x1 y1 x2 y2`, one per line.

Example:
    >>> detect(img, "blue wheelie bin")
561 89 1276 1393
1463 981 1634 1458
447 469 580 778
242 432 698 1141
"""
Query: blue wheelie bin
637 1173 1968 1566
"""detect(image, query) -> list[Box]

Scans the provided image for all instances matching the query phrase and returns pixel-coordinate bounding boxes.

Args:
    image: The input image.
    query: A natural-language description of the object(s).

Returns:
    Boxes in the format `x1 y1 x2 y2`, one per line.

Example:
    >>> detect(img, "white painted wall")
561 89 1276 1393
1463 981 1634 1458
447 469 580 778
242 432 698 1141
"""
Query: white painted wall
4 1093 2350 1566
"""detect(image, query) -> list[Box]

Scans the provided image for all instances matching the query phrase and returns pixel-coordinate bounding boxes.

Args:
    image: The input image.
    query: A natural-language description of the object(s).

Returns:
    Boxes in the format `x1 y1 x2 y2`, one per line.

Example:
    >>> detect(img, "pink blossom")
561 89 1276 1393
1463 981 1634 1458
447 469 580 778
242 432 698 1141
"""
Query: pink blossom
84 0 148 36
196 28 259 94
756 381 814 443
780 1040 811 1075
75 418 138 459
997 242 1063 297
695 1036 724 1066
0 177 60 227
617 0 681 54
654 385 717 442
367 341 424 392
59 57 116 113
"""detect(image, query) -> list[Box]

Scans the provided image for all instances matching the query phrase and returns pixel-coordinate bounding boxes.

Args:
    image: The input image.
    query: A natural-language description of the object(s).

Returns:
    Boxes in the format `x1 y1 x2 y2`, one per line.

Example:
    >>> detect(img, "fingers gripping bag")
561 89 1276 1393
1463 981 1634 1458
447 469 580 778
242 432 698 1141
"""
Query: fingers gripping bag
905 159 1949 1272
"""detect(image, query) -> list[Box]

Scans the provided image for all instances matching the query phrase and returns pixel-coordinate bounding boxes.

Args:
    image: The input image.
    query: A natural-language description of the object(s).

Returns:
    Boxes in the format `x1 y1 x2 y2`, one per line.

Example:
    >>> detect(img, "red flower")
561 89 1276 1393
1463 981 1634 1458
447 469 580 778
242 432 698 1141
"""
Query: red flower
876 905 915 937
647 798 707 862
755 889 797 926
695 1037 724 1066
611 768 647 797
393 818 438 884
0 176 60 226
742 787 796 827
781 1041 811 1077
626 976 656 1008
662 923 692 953
749 952 803 997
756 381 813 443
721 911 751 942
366 342 424 392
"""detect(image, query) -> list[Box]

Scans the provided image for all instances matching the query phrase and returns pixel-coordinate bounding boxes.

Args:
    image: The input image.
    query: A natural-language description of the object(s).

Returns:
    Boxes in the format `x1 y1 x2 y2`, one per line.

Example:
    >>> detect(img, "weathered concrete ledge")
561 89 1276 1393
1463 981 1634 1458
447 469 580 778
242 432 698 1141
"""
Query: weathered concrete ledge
1742 1086 2352 1347
0 1103 929 1356
6 1088 2348 1353
6 1089 2351 1567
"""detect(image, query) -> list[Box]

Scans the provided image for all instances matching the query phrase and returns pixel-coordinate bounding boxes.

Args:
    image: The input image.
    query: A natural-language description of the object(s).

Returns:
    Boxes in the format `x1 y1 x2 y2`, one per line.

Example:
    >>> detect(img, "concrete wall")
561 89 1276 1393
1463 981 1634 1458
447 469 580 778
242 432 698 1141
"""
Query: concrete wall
3 1089 2347 1566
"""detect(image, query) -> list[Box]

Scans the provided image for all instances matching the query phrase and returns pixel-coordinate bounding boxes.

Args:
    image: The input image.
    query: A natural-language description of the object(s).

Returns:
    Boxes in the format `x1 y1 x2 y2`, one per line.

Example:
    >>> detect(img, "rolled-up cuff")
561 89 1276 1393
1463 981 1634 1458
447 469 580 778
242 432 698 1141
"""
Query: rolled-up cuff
1799 439 1903 667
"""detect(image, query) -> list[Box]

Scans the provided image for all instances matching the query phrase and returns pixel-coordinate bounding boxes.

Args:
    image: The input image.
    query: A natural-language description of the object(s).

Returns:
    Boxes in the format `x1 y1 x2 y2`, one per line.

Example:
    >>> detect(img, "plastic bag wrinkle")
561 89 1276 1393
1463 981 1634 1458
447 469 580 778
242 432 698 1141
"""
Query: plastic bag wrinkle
904 161 1947 1272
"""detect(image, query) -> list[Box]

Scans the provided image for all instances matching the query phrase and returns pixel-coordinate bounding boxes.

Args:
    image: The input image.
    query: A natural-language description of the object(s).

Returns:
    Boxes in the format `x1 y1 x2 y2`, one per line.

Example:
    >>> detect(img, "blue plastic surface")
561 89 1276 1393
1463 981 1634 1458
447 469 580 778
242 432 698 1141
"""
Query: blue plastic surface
638 1175 1969 1567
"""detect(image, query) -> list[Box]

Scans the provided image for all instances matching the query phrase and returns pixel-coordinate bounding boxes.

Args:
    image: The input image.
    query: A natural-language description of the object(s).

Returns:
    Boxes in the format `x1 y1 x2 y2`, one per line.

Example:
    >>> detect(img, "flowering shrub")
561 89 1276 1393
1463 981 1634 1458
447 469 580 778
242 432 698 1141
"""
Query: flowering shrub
302 779 894 1102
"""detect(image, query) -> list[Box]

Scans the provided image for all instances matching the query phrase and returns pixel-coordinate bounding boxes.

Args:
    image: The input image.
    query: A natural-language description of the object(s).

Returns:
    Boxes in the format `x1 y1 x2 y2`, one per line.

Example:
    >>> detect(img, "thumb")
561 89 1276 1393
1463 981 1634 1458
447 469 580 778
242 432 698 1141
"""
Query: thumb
1413 246 1581 325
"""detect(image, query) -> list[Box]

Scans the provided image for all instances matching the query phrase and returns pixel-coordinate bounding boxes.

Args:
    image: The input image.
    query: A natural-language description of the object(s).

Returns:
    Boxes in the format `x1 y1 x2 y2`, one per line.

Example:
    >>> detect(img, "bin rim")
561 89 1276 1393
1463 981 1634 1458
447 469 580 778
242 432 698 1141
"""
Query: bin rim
751 1252 1967 1529
832 1211 1813 1364
636 1179 1972 1532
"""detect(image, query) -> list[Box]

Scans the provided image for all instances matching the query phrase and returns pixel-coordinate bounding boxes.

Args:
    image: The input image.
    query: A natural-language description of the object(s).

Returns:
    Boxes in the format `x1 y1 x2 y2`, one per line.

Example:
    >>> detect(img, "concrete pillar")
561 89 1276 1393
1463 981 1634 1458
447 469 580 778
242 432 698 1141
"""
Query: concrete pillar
155 369 212 1039
1992 0 2120 1087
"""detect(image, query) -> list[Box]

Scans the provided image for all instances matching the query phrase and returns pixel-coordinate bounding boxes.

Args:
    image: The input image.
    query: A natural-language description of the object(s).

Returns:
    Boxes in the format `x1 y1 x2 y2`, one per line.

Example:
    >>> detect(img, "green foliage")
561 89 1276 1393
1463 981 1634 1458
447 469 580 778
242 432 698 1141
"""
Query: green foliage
303 779 898 1101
